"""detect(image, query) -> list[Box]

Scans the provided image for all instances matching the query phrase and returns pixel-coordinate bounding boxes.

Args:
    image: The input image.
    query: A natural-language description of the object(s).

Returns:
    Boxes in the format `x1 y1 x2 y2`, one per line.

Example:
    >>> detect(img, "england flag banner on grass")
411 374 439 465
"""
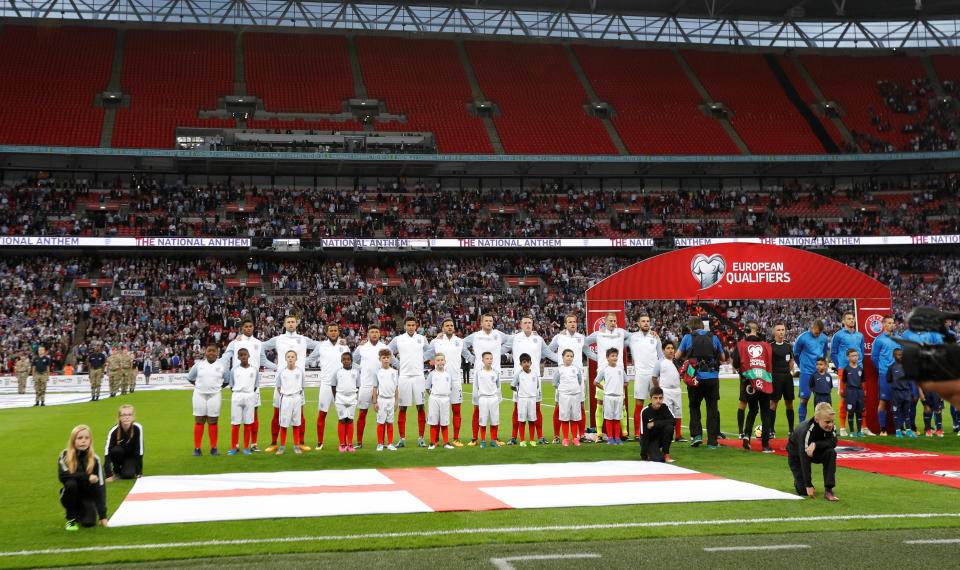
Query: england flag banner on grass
108 461 799 527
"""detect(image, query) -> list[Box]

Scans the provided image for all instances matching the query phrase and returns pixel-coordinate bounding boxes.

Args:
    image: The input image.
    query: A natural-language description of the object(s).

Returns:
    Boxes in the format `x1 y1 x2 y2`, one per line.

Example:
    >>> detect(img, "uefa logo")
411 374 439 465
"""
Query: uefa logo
924 470 960 479
747 344 764 358
593 317 607 333
865 314 884 338
691 253 726 290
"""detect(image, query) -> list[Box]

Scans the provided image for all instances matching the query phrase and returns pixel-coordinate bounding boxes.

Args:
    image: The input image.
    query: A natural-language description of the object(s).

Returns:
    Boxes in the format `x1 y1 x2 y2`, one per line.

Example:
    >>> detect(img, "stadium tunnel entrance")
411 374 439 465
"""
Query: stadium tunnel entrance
585 243 892 434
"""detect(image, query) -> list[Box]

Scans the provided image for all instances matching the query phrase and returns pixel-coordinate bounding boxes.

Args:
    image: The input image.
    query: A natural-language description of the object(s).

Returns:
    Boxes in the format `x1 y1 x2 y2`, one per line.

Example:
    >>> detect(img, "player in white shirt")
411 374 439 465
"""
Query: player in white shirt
463 313 512 446
652 340 685 442
306 322 351 451
219 317 277 453
552 349 584 447
331 352 361 452
186 344 230 456
626 314 664 439
506 316 559 445
431 319 472 446
374 349 399 451
388 316 435 448
595 347 628 445
549 314 587 443
474 351 503 448
425 354 455 449
261 315 322 452
584 312 627 439
226 348 259 455
352 324 397 449
275 350 307 455
510 354 541 447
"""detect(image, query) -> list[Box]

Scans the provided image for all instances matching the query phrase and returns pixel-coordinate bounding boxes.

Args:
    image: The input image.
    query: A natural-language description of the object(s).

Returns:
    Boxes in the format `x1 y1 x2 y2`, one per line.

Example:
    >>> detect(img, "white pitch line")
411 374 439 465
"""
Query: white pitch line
704 544 810 552
490 553 600 570
3 513 960 558
904 539 960 544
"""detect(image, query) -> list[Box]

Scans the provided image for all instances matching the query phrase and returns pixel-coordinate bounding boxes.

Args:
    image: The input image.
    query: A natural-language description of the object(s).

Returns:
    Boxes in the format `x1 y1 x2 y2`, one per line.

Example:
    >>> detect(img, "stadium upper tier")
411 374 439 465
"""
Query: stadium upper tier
3 177 956 240
1 24 959 155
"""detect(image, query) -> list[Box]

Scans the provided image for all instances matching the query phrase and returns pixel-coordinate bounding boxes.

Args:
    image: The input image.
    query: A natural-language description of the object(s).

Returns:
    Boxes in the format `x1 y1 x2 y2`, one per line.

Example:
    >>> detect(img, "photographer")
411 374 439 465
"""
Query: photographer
676 317 725 449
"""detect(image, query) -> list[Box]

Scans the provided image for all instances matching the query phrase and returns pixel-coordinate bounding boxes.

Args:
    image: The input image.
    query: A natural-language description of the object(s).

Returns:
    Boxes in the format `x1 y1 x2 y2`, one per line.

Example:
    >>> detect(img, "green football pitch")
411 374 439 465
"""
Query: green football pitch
2 381 959 568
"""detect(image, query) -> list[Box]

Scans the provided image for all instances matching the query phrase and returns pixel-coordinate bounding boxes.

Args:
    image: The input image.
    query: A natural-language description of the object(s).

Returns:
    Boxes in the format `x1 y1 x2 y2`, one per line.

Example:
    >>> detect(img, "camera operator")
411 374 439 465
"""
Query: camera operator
676 317 725 449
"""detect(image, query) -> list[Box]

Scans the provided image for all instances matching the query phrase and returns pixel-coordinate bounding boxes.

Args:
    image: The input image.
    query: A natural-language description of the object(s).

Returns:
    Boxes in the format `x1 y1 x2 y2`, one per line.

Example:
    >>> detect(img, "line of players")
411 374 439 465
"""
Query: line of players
185 311 680 455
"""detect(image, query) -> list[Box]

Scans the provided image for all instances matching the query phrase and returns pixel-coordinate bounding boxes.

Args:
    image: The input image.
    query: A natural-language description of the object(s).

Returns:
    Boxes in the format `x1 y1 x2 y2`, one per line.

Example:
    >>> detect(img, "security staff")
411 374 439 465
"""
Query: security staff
32 346 53 407
87 347 107 402
787 402 839 501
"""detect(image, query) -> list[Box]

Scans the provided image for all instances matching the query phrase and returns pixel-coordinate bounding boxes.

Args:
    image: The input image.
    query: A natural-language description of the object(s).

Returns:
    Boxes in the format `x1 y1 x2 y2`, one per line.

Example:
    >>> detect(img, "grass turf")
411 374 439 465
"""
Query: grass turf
2 380 959 568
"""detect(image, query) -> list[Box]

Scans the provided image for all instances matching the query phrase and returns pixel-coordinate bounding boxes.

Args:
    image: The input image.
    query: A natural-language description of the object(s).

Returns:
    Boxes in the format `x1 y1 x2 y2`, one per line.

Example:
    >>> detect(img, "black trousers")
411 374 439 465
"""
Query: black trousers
745 391 772 444
109 445 139 479
640 425 673 462
688 378 720 445
788 447 837 495
60 479 98 526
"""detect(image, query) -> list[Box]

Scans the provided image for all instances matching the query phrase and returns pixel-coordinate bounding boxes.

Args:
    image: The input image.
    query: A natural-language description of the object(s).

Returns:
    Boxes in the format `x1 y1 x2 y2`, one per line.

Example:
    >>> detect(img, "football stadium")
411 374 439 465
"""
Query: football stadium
2 0 960 567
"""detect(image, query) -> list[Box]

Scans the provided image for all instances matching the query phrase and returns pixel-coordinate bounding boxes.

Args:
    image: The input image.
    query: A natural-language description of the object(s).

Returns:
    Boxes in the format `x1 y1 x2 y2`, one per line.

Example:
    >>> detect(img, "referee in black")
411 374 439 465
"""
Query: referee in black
769 323 795 437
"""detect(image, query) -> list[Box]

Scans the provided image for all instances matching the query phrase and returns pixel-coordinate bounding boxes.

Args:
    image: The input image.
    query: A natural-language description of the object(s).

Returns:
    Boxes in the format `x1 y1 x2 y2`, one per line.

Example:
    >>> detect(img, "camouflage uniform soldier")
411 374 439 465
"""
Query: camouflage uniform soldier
31 346 53 407
106 348 122 398
87 347 107 401
14 353 30 394
120 347 135 395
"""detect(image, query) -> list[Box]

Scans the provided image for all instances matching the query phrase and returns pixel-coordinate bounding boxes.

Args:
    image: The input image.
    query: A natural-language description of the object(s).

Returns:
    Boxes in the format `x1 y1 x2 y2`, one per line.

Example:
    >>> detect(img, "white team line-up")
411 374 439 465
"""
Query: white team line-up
490 553 601 570
3 512 960 558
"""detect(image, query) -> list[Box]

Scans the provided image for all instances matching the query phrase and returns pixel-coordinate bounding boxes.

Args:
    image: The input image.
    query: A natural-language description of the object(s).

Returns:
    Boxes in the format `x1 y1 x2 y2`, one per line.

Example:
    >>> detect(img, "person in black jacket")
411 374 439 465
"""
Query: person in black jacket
104 405 143 481
786 402 839 501
58 425 109 530
640 388 675 462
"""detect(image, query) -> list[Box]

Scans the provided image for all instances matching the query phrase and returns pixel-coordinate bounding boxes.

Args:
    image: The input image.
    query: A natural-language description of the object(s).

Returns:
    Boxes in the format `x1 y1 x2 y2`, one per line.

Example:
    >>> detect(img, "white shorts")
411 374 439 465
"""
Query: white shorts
427 394 450 426
377 398 397 424
603 394 624 421
335 392 358 421
663 389 682 419
449 372 464 405
231 391 258 425
398 374 425 407
478 395 500 426
557 393 581 422
358 386 375 410
272 385 281 409
376 397 396 425
517 397 537 422
192 391 222 418
255 387 262 408
318 384 334 413
279 392 303 428
634 373 653 400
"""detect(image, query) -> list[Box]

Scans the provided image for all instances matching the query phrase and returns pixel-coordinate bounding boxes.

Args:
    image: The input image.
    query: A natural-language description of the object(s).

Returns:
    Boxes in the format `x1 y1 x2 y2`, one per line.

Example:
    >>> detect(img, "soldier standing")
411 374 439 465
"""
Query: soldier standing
120 347 135 395
15 352 30 394
32 346 53 407
87 345 107 401
106 347 122 398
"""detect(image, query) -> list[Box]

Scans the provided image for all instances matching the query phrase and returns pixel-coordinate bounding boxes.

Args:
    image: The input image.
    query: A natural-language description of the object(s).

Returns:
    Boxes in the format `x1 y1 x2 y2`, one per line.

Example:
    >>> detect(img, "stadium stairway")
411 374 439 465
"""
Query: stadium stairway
785 55 858 150
454 39 505 155
923 55 960 136
99 29 126 148
562 44 629 156
234 30 246 97
671 49 751 155
762 54 839 153
345 35 368 99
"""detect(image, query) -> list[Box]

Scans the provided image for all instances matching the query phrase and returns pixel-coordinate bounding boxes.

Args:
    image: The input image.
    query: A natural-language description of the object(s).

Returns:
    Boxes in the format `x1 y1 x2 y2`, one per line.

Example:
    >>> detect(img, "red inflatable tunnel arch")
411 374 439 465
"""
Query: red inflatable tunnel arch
584 243 892 433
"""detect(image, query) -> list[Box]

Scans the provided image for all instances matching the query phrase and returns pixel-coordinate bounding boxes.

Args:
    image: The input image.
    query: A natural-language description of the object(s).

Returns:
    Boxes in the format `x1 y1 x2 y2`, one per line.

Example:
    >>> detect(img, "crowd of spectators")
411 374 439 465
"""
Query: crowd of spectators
5 251 959 376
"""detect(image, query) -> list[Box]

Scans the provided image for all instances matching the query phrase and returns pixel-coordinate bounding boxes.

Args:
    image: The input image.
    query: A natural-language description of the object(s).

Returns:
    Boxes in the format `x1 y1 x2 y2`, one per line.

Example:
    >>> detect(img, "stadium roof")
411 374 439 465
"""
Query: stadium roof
421 1 960 22
3 0 960 48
